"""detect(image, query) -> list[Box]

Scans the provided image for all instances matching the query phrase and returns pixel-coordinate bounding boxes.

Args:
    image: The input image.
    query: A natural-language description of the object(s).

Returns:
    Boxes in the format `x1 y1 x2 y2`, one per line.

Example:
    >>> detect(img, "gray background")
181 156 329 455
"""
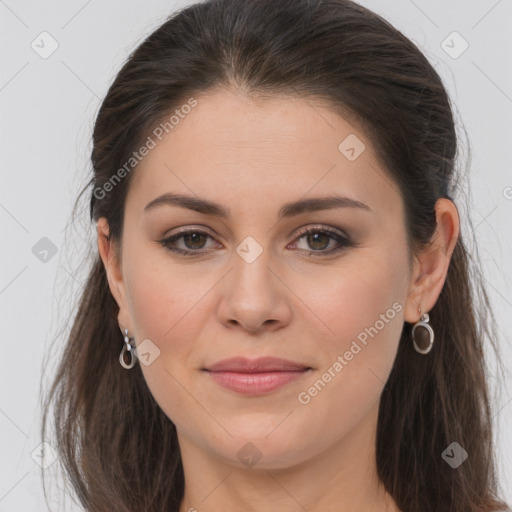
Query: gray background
1 0 511 510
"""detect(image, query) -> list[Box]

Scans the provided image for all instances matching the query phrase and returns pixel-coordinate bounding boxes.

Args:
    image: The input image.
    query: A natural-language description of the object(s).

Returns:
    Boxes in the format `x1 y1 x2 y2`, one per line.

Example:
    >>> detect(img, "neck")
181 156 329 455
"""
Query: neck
177 402 400 512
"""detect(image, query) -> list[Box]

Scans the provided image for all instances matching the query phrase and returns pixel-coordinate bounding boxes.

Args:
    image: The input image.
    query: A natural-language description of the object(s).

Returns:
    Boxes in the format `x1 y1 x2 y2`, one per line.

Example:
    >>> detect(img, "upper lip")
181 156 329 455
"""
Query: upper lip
204 357 312 373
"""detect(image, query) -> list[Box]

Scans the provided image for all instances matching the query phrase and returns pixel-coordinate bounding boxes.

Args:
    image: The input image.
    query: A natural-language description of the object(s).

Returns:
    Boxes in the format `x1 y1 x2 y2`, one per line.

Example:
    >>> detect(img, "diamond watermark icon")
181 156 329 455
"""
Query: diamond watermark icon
236 442 263 468
31 441 58 469
134 338 161 366
441 441 468 468
32 237 58 263
338 134 366 161
441 32 469 59
31 31 59 59
236 236 263 264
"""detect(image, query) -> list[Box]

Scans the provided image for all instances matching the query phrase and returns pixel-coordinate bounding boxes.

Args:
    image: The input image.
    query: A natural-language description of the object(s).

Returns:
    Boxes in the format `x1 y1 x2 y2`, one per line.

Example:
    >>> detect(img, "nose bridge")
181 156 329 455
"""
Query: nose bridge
217 232 292 331
231 233 277 299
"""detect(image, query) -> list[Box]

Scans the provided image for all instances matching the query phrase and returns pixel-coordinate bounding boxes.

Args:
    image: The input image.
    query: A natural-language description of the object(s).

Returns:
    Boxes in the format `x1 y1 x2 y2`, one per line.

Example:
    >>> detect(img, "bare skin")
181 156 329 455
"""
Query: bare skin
97 88 459 512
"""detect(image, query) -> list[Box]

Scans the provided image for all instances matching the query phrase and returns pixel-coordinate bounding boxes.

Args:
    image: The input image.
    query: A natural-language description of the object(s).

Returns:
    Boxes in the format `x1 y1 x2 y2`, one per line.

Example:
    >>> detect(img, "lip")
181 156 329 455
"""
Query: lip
204 356 312 373
203 357 312 395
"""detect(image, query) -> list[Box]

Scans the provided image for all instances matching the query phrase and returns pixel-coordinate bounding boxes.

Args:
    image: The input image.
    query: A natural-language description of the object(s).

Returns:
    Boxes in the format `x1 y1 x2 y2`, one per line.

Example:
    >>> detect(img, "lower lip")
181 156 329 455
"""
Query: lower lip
205 370 310 395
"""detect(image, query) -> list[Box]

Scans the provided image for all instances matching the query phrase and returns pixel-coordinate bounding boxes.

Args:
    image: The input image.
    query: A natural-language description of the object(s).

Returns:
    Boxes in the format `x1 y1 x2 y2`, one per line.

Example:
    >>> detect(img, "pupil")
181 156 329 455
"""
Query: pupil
185 233 205 249
308 232 329 250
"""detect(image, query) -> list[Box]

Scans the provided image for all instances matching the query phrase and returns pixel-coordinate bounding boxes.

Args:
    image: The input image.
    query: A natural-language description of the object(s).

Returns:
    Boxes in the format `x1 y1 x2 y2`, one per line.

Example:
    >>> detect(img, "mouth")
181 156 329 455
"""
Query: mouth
202 357 313 395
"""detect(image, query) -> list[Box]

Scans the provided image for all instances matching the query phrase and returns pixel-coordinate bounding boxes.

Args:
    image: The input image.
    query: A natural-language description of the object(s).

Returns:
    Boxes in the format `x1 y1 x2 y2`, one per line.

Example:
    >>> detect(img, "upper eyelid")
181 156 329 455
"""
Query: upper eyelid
162 224 348 240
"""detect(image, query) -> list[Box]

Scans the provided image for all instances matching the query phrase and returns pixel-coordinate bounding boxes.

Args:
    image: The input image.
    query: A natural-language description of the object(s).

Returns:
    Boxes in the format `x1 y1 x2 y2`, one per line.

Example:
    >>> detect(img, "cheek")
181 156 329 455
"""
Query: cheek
290 260 407 452
124 244 204 345
296 247 408 407
123 252 211 429
127 267 179 341
304 253 406 351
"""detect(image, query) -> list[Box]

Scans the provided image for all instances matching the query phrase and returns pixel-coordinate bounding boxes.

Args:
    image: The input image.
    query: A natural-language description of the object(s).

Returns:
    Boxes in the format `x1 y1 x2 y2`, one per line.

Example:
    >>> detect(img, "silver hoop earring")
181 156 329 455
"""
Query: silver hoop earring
412 312 434 354
119 328 136 369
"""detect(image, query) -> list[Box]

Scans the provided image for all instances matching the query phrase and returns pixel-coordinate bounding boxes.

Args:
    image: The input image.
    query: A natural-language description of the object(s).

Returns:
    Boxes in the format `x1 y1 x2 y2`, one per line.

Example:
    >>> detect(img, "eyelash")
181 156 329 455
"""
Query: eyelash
159 225 353 258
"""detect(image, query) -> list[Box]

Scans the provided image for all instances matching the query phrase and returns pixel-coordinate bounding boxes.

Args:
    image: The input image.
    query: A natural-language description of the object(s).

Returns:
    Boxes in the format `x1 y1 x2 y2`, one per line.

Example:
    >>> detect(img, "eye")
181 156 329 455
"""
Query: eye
160 229 217 256
288 226 352 256
160 225 352 257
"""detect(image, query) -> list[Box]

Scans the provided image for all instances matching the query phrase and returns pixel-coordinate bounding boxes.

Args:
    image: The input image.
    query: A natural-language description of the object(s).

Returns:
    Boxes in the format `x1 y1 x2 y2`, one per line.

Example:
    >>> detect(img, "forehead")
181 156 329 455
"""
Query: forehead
126 89 401 219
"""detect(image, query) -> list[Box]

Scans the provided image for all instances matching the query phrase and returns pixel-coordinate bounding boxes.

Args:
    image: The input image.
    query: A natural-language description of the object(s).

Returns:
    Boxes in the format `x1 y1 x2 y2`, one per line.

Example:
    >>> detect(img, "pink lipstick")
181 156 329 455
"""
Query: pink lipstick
203 356 312 395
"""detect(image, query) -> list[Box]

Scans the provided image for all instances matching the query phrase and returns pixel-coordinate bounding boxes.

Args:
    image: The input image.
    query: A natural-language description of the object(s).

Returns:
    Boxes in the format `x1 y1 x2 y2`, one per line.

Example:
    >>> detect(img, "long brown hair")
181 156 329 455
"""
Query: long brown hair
41 0 510 510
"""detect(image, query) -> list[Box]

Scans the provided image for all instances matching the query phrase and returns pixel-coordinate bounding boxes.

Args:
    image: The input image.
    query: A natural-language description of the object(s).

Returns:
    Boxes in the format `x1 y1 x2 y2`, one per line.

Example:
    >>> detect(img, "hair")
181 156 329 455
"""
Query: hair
41 0 510 511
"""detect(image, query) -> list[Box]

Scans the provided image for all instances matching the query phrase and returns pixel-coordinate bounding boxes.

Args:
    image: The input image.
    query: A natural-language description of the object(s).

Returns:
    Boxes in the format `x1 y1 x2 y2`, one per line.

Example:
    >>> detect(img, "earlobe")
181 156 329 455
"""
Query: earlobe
404 198 460 323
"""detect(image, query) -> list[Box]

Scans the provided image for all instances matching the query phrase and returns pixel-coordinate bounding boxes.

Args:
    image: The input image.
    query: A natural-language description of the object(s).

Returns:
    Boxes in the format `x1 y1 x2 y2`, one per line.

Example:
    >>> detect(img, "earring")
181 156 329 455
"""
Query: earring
412 309 434 354
119 328 137 369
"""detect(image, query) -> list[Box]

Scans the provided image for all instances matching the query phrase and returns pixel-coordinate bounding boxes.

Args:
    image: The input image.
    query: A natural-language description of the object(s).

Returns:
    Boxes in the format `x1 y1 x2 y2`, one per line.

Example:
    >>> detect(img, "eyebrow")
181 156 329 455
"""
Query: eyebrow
144 192 372 219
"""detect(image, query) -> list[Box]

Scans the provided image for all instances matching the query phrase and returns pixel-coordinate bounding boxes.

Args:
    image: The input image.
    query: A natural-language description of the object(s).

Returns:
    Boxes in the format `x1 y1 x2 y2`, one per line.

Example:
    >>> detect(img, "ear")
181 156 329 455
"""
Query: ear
97 218 132 332
404 198 460 323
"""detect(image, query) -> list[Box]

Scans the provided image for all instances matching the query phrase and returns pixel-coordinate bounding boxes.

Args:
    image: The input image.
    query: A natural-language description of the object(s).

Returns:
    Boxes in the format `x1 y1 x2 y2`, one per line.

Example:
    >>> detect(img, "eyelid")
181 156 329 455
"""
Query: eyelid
162 223 348 240
292 224 348 239
161 224 216 237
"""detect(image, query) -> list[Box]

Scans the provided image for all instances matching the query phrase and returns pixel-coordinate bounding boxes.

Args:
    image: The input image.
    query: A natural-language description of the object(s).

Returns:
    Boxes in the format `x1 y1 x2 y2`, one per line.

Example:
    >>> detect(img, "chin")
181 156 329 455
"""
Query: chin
205 428 313 471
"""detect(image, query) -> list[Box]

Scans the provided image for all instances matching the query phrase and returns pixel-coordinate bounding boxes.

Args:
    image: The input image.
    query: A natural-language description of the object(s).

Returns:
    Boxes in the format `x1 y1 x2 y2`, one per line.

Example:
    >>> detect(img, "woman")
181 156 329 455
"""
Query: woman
41 0 510 510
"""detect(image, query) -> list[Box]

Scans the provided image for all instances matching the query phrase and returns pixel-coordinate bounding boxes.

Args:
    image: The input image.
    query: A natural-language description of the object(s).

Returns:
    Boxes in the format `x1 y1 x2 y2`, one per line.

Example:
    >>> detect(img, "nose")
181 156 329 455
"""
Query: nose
216 248 293 335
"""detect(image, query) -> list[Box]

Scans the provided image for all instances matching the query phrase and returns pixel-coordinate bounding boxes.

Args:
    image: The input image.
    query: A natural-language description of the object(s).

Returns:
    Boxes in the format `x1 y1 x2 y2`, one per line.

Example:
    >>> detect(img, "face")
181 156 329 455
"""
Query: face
108 89 415 469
